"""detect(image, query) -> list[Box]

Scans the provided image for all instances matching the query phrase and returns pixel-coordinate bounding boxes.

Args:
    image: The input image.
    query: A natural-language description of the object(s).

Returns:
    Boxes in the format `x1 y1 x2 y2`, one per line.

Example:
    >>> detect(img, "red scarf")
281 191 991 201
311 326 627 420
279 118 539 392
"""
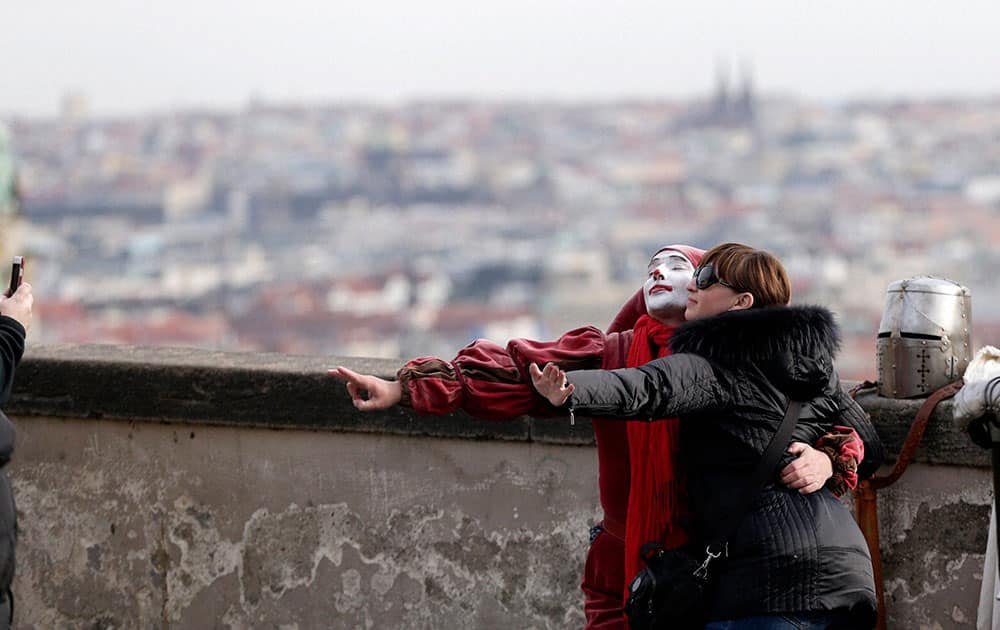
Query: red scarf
623 315 690 592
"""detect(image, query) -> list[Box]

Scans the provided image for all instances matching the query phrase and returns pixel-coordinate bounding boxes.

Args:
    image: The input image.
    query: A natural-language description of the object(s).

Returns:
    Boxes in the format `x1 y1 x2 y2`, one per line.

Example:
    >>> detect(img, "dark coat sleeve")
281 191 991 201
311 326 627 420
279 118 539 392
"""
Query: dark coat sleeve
831 384 884 480
0 315 26 467
797 371 885 481
0 316 25 405
565 353 732 420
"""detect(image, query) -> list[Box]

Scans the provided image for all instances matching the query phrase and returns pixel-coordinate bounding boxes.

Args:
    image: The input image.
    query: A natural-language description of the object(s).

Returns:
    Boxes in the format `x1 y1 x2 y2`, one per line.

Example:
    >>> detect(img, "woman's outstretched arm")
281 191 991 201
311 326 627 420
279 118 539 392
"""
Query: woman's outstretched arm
532 353 732 420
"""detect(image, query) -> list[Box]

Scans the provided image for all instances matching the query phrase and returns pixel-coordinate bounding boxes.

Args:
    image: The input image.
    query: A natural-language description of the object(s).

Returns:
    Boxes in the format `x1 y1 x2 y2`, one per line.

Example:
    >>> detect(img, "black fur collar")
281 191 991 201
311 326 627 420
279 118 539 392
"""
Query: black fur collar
669 305 841 397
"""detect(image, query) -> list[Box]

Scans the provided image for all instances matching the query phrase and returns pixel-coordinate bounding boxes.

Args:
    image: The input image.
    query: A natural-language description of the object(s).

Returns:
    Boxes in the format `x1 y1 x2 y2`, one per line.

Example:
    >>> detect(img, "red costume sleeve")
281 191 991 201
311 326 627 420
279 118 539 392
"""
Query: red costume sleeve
397 326 619 421
817 426 864 495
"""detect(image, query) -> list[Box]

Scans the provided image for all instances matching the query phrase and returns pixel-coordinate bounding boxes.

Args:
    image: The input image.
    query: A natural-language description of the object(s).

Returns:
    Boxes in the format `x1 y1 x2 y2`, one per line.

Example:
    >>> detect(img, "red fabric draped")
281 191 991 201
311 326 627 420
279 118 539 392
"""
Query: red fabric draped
623 315 690 594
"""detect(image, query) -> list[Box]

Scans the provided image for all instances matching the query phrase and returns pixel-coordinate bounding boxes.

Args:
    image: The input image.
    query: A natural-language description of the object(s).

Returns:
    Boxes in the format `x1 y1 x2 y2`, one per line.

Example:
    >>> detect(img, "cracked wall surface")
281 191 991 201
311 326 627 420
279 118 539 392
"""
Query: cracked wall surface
9 417 598 628
8 416 996 629
876 465 991 629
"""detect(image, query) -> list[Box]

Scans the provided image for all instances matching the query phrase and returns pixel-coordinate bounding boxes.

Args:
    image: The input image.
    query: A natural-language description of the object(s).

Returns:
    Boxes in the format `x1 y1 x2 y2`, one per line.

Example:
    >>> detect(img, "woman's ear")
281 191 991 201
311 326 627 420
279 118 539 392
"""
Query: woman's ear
731 292 755 311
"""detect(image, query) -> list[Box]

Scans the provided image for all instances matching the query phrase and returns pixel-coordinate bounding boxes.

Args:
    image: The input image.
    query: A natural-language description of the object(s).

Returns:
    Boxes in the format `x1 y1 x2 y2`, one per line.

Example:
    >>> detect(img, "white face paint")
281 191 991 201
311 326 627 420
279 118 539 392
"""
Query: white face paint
643 252 695 323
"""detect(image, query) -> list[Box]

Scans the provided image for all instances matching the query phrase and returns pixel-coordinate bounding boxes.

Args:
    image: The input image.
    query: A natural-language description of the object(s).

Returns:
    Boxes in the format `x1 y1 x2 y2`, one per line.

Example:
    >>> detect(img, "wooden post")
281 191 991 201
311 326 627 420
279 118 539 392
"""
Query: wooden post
855 480 886 630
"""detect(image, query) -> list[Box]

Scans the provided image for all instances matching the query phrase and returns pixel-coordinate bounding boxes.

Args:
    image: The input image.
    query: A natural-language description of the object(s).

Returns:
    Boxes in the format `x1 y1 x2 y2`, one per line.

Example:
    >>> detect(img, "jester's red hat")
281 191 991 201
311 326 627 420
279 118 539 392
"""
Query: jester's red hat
651 244 705 269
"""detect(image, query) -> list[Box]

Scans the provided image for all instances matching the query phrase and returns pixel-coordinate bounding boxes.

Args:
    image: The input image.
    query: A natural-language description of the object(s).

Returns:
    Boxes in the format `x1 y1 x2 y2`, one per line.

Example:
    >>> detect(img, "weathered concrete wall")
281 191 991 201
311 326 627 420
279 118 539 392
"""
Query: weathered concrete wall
2 344 995 629
852 389 993 629
10 417 597 629
876 465 990 628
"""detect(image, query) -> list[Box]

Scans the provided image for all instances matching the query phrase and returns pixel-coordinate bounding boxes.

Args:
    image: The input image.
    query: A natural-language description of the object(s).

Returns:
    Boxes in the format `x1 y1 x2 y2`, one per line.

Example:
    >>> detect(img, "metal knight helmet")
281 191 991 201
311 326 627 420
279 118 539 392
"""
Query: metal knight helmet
876 276 972 398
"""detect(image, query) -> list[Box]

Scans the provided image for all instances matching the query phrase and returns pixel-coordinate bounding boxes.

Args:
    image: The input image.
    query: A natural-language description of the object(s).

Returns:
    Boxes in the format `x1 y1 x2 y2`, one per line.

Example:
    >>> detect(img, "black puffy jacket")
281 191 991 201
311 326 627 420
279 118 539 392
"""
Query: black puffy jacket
565 305 883 624
0 315 25 597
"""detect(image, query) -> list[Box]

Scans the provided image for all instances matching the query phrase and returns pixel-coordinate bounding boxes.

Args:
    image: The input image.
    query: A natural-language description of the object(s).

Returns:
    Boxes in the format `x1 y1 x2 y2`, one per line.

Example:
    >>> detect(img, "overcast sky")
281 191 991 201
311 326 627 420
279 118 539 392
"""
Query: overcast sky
4 0 998 117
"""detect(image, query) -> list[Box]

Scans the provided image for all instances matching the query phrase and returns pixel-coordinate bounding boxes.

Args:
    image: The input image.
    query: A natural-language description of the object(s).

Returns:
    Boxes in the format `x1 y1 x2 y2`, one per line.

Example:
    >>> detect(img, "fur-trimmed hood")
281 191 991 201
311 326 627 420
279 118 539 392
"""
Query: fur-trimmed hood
670 305 842 399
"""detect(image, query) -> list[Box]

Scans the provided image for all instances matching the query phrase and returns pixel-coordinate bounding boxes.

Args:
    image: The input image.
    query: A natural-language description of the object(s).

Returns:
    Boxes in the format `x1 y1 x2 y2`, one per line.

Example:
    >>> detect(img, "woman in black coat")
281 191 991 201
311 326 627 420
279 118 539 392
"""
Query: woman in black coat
532 243 883 630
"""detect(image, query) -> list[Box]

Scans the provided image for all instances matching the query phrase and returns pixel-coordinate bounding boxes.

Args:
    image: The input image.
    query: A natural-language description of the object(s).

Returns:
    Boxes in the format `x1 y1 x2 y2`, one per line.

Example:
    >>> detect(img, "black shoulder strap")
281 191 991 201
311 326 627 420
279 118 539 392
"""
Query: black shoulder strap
709 400 803 547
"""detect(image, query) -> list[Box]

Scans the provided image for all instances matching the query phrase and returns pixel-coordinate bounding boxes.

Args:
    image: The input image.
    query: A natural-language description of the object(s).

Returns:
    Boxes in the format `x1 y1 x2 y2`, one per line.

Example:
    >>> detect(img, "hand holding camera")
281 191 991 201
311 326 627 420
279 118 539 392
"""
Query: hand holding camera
0 256 32 332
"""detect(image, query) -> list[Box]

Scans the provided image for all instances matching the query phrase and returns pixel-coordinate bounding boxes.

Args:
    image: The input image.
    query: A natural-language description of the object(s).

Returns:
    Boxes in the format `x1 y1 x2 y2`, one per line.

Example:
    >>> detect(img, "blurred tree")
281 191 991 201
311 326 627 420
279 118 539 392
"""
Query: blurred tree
0 122 22 261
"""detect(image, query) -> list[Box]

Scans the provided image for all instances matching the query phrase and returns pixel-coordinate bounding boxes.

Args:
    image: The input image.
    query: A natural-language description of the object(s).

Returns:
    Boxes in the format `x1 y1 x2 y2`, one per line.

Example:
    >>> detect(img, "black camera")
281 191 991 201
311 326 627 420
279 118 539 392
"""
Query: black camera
5 256 22 298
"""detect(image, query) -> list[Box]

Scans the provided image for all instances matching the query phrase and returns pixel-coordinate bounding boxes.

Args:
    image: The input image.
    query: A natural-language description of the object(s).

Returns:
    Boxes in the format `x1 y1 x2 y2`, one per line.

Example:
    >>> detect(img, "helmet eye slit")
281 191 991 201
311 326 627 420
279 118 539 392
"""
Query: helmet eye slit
877 332 942 340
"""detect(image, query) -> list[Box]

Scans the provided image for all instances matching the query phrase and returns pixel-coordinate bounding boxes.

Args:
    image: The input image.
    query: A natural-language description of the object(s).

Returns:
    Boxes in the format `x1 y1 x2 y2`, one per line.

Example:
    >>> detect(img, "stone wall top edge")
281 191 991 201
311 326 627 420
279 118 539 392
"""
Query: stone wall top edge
6 344 986 462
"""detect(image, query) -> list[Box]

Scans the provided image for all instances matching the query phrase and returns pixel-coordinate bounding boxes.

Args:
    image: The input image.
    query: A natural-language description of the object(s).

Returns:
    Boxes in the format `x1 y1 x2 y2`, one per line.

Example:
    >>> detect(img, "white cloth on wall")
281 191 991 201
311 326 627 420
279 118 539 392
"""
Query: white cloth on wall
955 346 1000 431
953 346 1000 630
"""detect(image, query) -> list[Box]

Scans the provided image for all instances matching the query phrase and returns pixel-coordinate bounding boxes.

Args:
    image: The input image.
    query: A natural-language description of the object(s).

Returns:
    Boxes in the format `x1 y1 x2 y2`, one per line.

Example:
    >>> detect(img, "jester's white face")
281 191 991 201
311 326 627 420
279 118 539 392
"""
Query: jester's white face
643 251 695 321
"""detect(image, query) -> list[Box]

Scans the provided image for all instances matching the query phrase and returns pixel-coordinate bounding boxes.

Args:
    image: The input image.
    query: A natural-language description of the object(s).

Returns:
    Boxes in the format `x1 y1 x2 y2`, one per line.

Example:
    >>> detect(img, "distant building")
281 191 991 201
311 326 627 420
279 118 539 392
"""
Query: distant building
679 59 757 129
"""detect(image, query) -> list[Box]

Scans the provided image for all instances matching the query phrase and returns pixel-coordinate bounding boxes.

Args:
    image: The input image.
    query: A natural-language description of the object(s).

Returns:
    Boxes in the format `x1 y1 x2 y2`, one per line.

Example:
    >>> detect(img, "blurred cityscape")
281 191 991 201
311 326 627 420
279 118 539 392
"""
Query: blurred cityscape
3 70 1000 380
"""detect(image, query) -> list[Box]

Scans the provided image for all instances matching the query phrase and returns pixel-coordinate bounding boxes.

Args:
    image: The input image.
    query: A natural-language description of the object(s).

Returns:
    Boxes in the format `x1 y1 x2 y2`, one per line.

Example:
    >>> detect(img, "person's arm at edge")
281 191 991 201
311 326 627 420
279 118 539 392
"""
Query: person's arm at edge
0 316 26 405
0 316 26 467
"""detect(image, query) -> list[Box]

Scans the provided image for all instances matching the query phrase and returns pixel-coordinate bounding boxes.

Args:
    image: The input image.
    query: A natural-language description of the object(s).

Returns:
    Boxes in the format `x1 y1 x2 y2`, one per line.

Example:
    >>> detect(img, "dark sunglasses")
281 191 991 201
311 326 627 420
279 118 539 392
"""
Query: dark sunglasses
694 263 736 290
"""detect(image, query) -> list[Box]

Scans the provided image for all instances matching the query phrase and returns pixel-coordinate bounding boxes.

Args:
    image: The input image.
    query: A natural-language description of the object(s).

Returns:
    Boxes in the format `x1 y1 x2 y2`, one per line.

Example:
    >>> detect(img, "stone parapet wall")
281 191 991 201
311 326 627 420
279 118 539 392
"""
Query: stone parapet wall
3 344 992 629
